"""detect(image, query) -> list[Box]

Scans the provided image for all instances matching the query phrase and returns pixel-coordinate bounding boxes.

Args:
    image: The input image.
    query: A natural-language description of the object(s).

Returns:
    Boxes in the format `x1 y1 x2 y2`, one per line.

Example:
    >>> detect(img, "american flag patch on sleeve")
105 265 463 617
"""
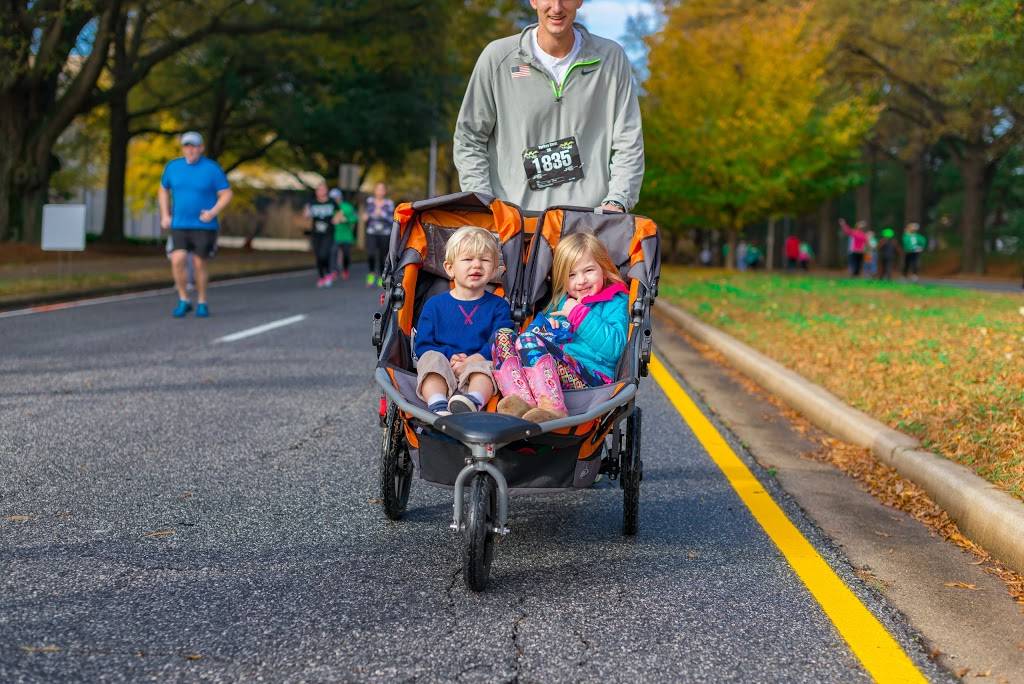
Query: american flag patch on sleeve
510 64 531 79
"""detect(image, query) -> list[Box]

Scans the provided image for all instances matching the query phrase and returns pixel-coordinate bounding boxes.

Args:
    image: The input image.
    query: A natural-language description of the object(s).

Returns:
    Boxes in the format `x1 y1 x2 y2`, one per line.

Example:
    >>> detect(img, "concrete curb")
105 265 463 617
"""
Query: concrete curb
654 299 1024 575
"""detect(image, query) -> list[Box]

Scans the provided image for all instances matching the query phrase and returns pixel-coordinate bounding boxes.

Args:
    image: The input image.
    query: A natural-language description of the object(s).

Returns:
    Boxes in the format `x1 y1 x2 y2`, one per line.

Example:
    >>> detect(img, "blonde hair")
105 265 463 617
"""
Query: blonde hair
445 226 501 265
548 232 623 308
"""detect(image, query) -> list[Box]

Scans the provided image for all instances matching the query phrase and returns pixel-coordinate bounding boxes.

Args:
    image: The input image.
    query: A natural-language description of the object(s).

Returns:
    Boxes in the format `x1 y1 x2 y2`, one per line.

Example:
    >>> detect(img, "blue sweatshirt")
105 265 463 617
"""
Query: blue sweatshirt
415 291 513 361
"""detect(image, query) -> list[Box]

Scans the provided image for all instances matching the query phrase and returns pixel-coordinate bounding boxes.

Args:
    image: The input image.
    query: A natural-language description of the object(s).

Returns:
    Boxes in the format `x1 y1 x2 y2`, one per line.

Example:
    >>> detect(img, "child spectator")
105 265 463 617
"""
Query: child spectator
798 240 813 271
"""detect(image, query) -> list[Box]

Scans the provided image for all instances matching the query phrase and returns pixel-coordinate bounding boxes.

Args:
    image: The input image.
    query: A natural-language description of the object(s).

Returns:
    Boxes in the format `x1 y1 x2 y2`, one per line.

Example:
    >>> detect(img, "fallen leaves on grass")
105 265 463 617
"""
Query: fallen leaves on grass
662 267 1024 501
944 582 980 590
673 324 1024 608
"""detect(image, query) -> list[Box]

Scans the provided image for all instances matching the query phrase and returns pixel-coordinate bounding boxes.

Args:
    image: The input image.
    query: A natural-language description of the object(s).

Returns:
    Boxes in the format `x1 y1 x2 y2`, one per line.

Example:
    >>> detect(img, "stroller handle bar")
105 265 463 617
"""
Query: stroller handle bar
374 367 638 445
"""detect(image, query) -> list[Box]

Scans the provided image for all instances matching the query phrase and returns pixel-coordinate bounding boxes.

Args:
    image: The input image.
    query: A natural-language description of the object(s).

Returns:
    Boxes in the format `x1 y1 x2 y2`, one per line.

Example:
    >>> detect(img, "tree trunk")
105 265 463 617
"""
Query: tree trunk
766 218 776 270
728 230 738 270
903 151 926 227
817 199 835 268
0 98 49 244
856 145 874 228
957 147 992 274
101 91 131 242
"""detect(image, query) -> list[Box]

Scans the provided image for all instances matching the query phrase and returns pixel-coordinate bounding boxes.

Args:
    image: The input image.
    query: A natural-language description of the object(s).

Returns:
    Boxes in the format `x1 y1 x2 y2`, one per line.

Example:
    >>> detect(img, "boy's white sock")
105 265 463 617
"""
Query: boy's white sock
467 391 485 408
426 393 447 407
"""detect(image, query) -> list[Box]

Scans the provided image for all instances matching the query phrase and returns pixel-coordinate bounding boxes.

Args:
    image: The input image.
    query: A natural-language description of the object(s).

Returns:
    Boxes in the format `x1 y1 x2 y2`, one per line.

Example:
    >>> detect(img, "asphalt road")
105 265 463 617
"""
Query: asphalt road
0 268 949 682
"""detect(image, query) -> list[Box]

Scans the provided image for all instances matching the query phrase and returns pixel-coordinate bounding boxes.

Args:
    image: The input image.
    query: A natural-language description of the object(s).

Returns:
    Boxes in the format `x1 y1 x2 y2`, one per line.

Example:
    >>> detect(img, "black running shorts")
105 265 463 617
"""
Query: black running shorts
169 229 218 259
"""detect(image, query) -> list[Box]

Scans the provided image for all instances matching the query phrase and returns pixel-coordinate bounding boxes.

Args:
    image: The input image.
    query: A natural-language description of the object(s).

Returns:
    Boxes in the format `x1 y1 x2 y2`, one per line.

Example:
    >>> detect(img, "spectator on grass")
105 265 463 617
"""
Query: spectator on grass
864 230 878 276
877 228 898 280
699 246 712 266
798 241 813 271
902 222 926 282
784 234 801 271
745 243 763 270
737 240 749 272
839 218 867 277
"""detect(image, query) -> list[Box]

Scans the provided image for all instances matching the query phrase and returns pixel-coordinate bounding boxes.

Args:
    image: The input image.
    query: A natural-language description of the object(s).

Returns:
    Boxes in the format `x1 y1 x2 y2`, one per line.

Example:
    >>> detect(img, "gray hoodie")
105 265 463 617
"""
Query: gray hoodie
453 24 644 212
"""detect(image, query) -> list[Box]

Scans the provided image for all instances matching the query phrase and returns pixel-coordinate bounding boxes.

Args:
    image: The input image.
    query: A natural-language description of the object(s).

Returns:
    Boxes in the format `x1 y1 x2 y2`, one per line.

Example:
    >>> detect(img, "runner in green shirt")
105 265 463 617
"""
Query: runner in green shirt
329 187 358 281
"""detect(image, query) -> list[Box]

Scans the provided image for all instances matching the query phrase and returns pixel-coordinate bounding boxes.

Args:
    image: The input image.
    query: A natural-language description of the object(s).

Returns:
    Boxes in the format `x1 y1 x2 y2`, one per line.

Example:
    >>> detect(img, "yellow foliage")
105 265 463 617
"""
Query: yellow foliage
125 114 181 215
642 0 878 231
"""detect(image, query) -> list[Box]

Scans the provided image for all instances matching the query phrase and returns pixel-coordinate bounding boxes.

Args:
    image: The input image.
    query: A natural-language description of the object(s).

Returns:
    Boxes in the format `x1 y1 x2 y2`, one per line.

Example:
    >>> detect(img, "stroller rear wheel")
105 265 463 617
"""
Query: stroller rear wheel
463 473 497 591
622 407 643 536
379 402 413 520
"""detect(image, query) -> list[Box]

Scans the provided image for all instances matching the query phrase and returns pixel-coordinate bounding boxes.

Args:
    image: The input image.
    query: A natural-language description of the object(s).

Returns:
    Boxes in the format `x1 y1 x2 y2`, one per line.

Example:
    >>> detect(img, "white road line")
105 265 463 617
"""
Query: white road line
215 314 307 343
0 269 313 320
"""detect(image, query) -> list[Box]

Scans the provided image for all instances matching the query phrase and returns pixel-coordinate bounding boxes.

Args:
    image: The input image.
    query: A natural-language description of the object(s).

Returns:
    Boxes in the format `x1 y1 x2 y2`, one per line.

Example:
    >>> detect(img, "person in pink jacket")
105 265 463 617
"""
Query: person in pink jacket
839 218 868 277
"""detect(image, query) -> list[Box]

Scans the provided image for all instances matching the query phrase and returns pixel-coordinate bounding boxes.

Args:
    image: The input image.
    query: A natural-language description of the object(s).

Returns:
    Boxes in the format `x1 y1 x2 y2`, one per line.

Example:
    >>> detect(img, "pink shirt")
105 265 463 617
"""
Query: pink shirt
842 224 867 253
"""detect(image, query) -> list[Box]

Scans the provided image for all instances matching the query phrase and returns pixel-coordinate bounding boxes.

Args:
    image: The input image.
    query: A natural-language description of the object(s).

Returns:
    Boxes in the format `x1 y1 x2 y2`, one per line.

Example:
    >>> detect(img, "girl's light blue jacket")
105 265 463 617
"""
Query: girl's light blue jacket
554 282 630 380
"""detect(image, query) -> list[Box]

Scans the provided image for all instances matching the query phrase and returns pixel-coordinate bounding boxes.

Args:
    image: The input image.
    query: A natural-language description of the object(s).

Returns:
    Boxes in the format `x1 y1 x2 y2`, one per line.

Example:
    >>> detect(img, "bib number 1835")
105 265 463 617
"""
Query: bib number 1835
522 136 584 191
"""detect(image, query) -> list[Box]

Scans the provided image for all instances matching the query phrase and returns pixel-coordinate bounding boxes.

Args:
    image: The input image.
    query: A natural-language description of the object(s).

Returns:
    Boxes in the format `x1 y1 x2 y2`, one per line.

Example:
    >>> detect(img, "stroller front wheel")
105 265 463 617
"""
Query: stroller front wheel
463 473 497 591
379 402 413 520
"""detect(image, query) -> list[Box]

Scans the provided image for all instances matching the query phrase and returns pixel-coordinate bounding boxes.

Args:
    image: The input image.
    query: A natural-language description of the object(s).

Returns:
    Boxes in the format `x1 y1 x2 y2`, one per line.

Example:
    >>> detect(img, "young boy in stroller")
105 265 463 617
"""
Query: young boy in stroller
414 227 513 416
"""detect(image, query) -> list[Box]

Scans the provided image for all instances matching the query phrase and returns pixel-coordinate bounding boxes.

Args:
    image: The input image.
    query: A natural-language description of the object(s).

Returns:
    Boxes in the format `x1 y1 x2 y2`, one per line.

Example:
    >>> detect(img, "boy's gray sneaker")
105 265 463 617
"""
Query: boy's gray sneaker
448 393 480 414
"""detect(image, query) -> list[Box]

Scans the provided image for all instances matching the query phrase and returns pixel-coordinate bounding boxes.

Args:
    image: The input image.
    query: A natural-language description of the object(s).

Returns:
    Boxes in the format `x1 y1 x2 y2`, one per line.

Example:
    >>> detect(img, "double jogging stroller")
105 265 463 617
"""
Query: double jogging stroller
371 191 660 590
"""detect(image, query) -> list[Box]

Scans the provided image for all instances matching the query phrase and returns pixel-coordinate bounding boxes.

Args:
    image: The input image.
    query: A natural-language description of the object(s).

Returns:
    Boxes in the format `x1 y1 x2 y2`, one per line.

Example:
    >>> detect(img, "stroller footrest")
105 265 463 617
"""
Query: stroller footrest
434 412 541 444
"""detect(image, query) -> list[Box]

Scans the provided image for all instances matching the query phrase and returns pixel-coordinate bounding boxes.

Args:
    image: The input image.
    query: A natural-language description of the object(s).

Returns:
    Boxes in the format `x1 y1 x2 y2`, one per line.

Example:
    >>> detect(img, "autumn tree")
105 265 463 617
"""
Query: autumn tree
827 0 1024 273
0 0 426 244
642 0 877 265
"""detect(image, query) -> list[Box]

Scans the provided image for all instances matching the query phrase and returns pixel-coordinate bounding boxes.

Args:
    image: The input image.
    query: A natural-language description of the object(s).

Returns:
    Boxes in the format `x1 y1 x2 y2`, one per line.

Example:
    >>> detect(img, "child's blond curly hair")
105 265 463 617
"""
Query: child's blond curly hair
444 226 501 266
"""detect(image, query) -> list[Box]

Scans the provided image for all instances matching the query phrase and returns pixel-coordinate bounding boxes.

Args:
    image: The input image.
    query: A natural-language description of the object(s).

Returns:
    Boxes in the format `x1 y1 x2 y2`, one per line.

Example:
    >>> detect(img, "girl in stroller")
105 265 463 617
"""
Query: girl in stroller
492 232 629 423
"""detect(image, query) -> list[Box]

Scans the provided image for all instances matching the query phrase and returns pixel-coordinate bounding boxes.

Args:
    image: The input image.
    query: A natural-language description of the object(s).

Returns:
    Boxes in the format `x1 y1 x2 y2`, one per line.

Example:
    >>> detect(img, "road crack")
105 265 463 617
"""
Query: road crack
572 625 592 667
444 566 461 636
259 413 341 460
508 596 527 683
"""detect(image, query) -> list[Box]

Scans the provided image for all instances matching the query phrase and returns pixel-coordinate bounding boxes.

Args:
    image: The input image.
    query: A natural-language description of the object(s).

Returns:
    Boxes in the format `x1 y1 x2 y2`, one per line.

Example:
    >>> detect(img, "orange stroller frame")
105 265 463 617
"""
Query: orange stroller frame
372 191 660 591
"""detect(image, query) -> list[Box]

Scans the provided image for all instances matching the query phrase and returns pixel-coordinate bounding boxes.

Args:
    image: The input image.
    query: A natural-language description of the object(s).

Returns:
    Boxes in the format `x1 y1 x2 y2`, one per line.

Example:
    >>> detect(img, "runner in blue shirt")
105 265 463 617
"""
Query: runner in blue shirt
159 131 232 318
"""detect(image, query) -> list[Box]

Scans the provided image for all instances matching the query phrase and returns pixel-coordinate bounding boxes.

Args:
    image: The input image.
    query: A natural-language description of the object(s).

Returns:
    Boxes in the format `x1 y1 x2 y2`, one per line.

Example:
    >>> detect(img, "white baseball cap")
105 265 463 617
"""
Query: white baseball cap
180 131 203 147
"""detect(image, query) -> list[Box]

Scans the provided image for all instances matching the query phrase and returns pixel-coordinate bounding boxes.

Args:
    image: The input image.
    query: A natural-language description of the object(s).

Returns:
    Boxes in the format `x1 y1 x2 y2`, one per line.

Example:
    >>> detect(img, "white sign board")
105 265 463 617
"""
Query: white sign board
42 204 87 251
338 164 363 192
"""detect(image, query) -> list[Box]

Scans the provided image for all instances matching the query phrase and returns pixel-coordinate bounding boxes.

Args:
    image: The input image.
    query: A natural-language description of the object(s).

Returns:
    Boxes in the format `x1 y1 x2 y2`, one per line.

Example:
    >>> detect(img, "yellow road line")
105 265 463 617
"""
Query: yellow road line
649 355 925 683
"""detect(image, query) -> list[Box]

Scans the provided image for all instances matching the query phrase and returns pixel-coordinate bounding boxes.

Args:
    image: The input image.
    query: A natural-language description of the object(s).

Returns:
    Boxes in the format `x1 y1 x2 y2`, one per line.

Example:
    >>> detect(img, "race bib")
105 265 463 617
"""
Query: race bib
522 136 584 191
